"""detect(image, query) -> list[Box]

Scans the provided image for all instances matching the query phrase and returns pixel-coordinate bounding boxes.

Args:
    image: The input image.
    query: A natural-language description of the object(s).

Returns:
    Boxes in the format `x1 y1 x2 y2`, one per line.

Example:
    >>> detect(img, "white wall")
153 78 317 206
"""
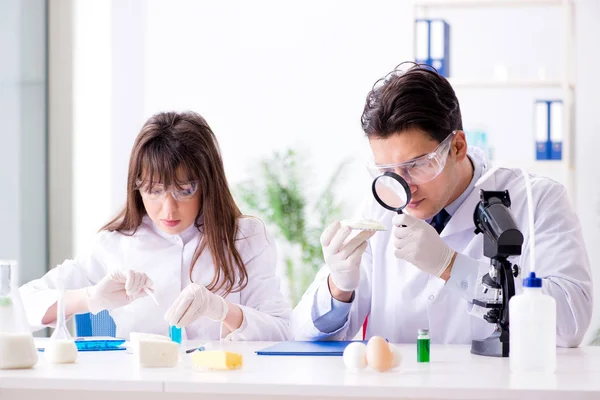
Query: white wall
574 0 600 344
0 0 48 285
71 0 113 255
143 0 412 197
49 0 74 269
64 0 600 341
69 0 414 250
0 0 21 265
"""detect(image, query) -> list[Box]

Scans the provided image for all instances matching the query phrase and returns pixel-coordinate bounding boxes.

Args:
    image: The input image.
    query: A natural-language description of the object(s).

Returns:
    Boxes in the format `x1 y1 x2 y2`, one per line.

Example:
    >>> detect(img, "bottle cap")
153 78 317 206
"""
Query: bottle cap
418 328 429 335
523 271 542 288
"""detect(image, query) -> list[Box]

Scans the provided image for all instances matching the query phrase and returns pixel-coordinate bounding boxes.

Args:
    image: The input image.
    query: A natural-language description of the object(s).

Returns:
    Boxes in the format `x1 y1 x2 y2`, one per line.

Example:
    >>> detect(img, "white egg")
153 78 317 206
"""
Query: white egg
389 343 402 368
343 342 367 370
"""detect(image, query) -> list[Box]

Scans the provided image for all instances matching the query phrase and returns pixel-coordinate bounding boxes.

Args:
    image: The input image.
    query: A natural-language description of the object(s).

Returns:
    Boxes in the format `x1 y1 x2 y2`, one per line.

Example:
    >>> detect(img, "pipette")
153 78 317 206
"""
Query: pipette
143 288 159 306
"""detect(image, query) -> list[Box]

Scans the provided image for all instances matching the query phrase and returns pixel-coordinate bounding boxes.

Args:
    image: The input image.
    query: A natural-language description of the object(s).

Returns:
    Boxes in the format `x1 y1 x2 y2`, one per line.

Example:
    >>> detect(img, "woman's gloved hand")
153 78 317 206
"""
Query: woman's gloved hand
85 269 153 313
164 283 228 328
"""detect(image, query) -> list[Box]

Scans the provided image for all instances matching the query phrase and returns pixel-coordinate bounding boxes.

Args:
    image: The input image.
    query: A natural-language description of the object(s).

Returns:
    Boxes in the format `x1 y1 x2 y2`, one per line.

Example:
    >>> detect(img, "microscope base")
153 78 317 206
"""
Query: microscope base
471 332 509 357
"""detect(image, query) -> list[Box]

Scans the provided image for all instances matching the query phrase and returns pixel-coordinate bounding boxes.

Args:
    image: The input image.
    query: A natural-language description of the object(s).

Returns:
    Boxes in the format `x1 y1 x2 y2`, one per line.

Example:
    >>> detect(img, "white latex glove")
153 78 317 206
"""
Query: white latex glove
85 269 152 314
392 213 456 278
164 283 228 328
321 221 375 292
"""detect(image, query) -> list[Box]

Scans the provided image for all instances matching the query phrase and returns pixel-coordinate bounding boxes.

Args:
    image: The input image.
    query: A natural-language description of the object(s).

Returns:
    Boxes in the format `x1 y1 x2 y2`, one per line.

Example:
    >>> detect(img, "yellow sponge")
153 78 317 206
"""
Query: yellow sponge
192 350 243 370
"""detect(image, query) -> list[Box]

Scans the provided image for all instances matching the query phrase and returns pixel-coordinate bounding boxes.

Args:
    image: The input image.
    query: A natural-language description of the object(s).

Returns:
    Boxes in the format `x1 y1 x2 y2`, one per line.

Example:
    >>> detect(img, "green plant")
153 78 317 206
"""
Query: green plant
591 328 600 346
235 149 346 306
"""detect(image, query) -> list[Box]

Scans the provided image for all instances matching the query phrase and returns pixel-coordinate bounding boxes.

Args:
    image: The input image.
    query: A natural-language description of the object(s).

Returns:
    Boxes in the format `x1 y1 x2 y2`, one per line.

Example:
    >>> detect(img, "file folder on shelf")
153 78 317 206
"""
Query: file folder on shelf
415 19 450 77
534 100 563 160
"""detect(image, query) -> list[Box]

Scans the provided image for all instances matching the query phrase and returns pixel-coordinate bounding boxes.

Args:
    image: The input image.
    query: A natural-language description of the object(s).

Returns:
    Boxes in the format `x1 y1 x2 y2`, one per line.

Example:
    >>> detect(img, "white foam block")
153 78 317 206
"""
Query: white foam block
137 339 179 368
341 218 386 231
129 332 170 354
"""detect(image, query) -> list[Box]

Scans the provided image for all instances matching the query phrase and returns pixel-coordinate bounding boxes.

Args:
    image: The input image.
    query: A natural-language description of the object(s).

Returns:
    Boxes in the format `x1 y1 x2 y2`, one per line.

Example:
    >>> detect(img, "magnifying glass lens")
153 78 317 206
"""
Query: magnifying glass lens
372 172 411 213
374 177 408 208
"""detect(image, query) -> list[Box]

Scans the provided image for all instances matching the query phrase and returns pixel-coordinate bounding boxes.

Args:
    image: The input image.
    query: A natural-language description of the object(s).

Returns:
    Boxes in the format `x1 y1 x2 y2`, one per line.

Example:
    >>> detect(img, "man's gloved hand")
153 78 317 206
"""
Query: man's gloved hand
392 213 455 278
164 283 228 328
85 269 152 314
322 221 375 292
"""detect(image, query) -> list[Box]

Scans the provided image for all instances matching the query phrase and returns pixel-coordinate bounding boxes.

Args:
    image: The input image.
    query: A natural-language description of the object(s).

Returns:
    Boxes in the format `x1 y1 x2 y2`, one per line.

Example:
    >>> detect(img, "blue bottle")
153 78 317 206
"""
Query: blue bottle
169 325 182 344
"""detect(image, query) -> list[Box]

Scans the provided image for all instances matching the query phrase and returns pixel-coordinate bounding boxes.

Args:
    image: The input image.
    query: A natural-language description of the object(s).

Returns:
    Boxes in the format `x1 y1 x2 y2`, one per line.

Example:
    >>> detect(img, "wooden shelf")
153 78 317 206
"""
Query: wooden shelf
492 159 567 182
415 0 565 8
448 79 575 89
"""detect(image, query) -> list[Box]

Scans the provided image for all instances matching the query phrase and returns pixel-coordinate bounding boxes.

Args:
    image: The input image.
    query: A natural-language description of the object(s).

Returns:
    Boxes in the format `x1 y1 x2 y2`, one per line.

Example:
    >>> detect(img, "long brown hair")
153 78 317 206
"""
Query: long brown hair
102 111 248 295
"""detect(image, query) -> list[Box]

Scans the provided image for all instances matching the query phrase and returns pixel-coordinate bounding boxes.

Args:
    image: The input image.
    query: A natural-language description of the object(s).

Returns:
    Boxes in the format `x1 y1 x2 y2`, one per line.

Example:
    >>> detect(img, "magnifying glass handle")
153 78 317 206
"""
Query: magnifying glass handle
396 210 407 228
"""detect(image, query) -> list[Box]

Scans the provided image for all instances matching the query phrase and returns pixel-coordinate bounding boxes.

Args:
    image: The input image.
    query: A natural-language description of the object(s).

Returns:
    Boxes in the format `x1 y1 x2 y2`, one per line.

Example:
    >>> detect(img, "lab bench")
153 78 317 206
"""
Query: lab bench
1 341 599 400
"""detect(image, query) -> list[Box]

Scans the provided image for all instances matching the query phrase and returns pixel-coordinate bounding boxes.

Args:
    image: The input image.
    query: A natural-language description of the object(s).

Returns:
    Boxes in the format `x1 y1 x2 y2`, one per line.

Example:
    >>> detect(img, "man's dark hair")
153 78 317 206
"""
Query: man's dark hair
361 62 463 143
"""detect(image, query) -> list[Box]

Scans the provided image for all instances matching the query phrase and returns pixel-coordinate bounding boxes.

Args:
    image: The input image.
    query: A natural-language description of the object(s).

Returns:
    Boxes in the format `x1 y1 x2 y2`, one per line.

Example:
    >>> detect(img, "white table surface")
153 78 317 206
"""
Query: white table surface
1 340 599 400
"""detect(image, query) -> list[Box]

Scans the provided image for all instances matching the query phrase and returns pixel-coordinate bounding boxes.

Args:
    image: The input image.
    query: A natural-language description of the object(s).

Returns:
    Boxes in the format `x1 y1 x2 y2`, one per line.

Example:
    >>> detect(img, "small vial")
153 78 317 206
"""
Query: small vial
170 325 182 344
417 328 430 363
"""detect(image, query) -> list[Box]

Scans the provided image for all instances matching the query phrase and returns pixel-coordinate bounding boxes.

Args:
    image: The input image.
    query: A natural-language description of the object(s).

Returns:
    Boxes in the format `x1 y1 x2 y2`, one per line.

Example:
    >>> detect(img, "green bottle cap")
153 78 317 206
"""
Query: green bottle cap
0 296 13 307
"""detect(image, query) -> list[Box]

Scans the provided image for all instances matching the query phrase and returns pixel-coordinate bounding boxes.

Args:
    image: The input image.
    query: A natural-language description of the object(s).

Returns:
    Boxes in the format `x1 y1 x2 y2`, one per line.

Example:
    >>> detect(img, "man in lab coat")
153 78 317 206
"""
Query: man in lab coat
292 63 593 347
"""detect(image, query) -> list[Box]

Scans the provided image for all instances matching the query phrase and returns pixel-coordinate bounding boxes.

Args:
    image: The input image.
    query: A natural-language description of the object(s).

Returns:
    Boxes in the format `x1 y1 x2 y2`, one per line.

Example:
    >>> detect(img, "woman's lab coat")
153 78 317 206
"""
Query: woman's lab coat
292 151 593 347
20 217 291 341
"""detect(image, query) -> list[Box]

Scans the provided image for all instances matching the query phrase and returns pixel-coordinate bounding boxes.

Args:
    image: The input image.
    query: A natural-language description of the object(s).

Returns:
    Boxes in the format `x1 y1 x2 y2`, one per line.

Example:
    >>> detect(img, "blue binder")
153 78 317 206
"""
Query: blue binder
256 341 367 356
415 19 450 77
534 100 563 160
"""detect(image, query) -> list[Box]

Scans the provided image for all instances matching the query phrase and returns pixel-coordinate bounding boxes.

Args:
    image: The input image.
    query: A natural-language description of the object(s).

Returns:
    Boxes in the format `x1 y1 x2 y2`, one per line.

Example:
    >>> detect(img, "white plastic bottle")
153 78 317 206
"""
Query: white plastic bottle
509 272 556 373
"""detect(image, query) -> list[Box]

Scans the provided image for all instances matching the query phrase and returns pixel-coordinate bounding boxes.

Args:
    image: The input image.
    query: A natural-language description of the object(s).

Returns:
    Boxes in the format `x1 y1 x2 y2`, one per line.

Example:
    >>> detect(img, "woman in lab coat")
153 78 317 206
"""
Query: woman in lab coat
292 63 593 347
21 111 290 341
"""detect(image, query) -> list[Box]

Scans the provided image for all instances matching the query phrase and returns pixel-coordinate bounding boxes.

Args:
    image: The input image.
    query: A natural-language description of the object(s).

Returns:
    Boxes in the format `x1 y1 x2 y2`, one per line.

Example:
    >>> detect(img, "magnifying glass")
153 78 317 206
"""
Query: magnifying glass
371 172 412 214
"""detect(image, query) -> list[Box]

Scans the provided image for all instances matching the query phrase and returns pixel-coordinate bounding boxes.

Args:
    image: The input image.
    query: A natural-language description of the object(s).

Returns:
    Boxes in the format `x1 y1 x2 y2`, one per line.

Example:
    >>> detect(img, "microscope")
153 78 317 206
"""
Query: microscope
471 190 524 357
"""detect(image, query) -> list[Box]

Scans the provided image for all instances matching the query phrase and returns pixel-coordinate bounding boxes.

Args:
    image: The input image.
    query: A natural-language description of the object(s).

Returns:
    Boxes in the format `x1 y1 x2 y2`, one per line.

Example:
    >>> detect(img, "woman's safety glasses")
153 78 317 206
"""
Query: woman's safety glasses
135 180 199 202
367 131 456 186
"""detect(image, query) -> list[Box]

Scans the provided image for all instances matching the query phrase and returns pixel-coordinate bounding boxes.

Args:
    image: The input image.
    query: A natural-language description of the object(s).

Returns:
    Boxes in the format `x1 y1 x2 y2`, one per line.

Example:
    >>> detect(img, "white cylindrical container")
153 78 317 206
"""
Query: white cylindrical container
509 272 556 373
0 333 39 369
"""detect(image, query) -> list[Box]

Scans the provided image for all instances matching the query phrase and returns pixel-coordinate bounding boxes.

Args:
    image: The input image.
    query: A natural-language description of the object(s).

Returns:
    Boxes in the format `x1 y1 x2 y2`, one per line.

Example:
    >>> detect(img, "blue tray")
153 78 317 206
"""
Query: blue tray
37 337 126 352
256 341 367 356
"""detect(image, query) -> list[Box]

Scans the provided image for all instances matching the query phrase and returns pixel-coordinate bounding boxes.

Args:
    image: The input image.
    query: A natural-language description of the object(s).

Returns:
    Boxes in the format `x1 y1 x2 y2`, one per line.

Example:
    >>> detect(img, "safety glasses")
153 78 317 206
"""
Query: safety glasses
135 180 199 202
367 131 456 185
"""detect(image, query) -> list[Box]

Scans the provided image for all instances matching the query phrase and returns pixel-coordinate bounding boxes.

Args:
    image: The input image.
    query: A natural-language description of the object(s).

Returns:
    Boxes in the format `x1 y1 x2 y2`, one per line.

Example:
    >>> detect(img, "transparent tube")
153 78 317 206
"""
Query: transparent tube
0 261 38 369
45 286 78 363
521 168 536 273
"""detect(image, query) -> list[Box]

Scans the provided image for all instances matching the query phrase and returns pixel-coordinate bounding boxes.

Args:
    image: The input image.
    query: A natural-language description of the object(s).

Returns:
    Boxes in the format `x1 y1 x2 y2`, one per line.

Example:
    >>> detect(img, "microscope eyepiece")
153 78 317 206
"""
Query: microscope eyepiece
473 190 524 258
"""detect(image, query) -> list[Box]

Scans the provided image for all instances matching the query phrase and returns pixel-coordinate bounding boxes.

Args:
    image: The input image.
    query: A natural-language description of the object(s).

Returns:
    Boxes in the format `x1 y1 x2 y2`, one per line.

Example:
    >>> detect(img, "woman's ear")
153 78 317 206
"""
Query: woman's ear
453 130 468 161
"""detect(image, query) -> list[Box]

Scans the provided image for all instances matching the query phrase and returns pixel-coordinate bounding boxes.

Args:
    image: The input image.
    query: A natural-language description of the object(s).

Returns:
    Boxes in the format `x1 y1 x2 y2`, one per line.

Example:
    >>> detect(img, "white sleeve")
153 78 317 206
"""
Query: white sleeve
445 254 488 302
19 233 111 331
223 220 291 341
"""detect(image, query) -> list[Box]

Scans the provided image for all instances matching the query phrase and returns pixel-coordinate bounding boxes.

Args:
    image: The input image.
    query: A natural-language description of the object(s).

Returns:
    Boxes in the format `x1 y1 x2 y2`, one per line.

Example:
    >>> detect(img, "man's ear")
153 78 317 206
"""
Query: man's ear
452 130 468 161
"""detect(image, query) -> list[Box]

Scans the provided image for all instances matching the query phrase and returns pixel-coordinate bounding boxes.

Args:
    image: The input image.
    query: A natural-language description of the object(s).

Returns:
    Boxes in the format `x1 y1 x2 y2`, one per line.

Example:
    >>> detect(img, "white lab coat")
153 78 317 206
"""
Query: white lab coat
20 216 291 341
292 152 593 347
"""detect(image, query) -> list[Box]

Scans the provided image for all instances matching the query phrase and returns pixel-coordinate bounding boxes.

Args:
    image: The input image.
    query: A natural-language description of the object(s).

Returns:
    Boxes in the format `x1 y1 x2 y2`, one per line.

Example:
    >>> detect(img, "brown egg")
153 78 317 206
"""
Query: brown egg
366 336 394 372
